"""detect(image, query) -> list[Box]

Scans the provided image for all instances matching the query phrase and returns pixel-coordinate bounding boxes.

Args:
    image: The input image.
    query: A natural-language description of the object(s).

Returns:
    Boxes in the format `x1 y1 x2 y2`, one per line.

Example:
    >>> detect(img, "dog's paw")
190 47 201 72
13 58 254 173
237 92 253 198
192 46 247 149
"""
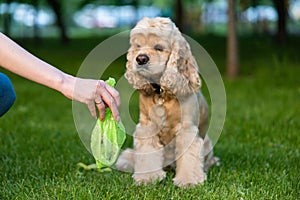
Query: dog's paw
173 172 206 188
115 149 134 172
204 156 220 171
133 170 166 185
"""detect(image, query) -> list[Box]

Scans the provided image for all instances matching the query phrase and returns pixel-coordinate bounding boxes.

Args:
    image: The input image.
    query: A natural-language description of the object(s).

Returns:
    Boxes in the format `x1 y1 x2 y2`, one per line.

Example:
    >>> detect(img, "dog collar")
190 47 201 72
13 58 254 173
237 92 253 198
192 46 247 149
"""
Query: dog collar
151 83 163 94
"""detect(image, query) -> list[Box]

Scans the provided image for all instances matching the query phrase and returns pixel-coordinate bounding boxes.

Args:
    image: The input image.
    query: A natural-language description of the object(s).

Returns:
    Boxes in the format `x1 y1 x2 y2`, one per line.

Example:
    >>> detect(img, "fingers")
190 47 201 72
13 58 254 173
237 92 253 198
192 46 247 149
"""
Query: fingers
87 101 97 118
96 80 120 121
103 82 121 107
72 77 120 121
94 97 106 121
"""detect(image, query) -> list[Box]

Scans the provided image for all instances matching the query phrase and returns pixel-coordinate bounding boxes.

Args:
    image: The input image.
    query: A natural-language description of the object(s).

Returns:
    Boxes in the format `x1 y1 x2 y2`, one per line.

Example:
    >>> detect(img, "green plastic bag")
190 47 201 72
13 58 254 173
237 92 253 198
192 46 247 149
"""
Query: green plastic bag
90 77 126 169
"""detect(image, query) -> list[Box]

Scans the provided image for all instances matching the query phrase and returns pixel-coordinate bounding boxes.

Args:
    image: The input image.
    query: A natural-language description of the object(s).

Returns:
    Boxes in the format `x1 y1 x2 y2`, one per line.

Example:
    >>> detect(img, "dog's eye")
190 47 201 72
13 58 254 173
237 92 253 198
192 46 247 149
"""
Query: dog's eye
135 44 141 48
154 44 164 51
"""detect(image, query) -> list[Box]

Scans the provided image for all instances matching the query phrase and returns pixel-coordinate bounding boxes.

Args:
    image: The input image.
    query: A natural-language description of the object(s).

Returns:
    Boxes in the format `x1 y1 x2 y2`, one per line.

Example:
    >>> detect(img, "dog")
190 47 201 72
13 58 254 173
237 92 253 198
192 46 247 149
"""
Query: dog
116 17 219 188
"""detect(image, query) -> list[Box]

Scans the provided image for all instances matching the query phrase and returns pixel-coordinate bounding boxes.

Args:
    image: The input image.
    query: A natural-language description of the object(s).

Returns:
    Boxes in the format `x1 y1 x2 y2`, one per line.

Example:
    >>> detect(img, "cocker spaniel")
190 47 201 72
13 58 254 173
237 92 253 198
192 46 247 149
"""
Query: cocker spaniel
116 17 219 188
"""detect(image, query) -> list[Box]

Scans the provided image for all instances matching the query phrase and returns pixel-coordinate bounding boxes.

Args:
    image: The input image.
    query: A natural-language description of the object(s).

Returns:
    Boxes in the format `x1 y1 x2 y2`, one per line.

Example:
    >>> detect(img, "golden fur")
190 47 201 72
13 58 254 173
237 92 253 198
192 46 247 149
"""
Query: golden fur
116 17 219 188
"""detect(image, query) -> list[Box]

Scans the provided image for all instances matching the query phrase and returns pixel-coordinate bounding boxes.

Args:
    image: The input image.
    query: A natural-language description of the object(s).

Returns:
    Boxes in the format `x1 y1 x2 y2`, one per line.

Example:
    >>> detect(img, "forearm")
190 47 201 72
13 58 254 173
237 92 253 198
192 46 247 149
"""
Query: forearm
0 32 120 120
0 32 69 94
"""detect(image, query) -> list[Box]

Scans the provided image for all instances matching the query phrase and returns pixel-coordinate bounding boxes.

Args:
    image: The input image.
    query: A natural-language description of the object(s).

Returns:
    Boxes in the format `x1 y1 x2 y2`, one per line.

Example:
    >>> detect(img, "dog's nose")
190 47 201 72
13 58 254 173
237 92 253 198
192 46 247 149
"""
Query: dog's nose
136 54 149 65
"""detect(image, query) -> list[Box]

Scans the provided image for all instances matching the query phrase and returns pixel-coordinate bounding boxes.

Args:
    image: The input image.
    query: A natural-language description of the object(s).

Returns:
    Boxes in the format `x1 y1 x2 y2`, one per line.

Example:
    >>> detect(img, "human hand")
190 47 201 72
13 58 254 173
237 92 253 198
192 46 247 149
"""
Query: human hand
61 76 120 121
93 80 120 121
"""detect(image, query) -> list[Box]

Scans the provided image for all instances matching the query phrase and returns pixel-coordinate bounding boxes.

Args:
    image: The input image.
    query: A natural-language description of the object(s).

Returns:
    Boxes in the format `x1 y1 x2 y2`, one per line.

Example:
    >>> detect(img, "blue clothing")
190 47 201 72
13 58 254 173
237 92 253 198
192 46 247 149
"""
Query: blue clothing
0 72 16 117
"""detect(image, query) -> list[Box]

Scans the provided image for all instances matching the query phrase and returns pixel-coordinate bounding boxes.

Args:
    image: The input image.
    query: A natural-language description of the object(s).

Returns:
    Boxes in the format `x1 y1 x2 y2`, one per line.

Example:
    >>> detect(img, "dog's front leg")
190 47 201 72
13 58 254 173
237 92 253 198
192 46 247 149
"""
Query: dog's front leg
173 125 206 188
133 125 166 185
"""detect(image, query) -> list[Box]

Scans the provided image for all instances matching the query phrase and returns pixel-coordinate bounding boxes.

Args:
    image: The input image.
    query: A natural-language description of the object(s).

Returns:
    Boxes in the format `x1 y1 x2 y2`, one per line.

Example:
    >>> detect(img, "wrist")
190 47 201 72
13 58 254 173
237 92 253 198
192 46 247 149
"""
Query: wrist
57 73 75 100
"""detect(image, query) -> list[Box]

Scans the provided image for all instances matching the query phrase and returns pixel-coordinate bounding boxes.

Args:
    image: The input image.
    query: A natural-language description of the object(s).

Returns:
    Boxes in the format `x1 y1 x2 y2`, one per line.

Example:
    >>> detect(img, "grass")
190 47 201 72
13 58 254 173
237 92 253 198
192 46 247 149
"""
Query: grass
1 34 300 199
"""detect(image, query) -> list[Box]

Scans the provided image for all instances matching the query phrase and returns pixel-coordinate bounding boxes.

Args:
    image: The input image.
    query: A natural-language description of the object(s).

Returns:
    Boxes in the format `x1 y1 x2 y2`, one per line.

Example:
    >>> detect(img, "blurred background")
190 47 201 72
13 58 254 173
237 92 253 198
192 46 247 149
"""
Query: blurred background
1 0 300 38
0 0 299 77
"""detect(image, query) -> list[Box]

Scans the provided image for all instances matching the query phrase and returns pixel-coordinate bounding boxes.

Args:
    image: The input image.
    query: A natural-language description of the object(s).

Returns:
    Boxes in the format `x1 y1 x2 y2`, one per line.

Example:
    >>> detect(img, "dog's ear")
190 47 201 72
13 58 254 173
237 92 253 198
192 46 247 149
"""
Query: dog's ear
183 52 202 91
160 26 201 97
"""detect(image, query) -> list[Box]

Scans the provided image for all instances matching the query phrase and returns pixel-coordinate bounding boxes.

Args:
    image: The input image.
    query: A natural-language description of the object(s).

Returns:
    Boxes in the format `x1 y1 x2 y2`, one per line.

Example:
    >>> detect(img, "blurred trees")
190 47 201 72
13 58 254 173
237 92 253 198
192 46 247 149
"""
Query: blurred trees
0 0 140 42
46 0 69 43
227 0 290 77
240 0 289 44
2 0 12 36
1 0 42 39
0 0 293 41
272 0 288 44
152 0 200 31
0 0 296 76
0 0 69 43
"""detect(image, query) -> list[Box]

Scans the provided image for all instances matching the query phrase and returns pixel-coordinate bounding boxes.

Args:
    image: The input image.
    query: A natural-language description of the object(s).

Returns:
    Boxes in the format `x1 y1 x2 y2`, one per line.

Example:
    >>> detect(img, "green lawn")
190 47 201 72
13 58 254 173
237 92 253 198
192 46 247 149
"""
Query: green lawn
0 35 300 199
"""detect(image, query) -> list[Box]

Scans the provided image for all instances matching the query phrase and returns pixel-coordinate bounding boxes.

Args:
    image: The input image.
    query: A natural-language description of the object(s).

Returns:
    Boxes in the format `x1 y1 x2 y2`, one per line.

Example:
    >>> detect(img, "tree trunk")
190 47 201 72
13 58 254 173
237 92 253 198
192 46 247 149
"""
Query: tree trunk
46 0 69 43
3 13 12 36
3 0 12 36
273 0 287 45
226 0 239 78
175 0 183 32
132 0 139 25
33 0 41 44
